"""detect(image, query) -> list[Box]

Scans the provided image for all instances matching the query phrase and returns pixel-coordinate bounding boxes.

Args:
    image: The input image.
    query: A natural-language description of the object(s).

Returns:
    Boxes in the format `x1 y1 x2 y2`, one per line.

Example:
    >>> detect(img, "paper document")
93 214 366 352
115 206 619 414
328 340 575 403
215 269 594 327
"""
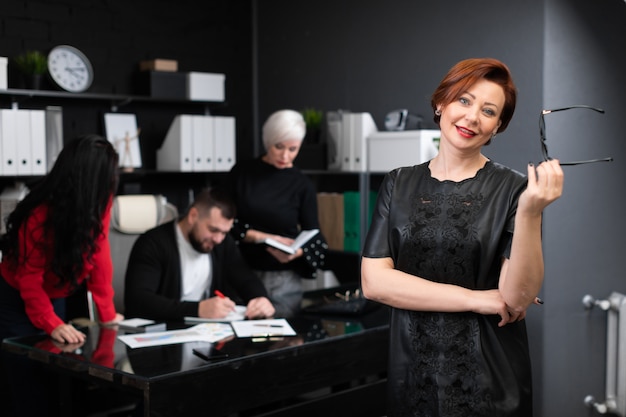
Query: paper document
230 319 296 338
263 229 319 254
118 323 234 349
118 318 155 327
184 305 246 323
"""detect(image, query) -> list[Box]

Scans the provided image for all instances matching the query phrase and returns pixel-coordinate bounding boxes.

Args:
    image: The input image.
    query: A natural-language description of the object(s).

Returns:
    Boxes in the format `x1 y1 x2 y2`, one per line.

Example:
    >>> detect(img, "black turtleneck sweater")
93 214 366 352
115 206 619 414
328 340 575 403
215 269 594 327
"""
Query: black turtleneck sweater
226 157 327 278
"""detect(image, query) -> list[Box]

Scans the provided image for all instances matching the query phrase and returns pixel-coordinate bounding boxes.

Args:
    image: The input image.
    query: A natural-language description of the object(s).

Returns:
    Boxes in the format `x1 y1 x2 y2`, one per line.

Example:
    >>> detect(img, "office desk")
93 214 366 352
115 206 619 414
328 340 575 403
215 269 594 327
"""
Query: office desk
2 303 389 416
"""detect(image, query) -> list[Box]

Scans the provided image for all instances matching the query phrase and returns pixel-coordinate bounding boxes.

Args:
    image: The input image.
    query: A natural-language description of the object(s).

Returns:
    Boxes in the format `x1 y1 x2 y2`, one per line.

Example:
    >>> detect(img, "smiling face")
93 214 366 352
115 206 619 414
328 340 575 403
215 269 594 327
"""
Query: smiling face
437 79 504 154
262 139 302 169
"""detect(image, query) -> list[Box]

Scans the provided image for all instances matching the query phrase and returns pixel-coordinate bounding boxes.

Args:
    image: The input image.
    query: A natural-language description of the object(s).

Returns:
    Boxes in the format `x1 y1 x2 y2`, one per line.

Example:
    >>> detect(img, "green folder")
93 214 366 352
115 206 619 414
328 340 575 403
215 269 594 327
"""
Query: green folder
343 190 378 253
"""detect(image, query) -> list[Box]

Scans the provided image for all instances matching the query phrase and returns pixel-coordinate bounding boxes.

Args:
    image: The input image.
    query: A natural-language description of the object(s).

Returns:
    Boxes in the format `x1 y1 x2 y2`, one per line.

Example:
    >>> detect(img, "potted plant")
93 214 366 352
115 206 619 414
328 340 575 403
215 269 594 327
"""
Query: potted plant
302 107 323 143
13 50 48 89
296 107 327 169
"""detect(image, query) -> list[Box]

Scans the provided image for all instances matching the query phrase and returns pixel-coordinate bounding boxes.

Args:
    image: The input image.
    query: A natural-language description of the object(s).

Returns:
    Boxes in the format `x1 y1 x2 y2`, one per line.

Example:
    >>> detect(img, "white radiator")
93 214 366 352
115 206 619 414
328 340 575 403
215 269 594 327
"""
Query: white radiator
583 292 626 415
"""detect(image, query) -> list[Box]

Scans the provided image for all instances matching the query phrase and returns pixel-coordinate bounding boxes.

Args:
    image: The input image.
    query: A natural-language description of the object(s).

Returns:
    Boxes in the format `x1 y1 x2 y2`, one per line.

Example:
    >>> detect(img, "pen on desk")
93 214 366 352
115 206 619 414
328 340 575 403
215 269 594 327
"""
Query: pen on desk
252 336 284 342
253 324 283 328
251 333 284 338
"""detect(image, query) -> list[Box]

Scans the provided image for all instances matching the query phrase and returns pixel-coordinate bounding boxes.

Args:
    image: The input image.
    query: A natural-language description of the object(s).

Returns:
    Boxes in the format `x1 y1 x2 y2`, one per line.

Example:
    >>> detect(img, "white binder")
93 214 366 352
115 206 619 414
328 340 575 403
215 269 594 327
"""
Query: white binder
158 114 235 172
340 112 378 172
0 109 18 175
15 110 31 175
191 115 214 172
157 115 193 172
30 110 47 175
213 116 236 172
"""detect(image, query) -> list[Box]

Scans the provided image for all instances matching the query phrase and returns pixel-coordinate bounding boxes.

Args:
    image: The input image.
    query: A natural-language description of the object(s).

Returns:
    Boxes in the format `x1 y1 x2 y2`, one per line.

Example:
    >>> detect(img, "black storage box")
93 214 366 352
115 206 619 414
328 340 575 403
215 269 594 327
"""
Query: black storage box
134 71 187 99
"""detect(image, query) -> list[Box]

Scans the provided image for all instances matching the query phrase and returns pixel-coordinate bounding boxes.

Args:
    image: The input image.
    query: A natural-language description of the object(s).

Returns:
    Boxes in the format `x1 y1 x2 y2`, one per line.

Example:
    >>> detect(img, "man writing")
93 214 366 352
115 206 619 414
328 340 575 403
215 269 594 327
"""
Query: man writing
124 187 275 320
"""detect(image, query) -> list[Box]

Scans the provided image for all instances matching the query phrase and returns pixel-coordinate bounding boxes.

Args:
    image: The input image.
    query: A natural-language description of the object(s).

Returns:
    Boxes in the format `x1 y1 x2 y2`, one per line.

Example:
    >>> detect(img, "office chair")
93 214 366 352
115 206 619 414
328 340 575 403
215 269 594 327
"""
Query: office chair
87 194 178 319
80 195 177 417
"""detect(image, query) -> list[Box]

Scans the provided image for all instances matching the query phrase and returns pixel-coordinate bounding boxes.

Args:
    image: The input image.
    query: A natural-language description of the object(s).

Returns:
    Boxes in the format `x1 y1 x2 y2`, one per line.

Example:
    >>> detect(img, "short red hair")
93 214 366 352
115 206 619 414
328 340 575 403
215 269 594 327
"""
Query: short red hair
430 58 517 133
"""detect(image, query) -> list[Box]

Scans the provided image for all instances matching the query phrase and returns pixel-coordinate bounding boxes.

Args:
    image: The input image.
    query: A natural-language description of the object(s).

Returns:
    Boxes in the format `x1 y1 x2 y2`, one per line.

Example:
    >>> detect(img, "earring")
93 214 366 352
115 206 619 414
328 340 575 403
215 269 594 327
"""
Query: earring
491 133 496 140
435 109 441 116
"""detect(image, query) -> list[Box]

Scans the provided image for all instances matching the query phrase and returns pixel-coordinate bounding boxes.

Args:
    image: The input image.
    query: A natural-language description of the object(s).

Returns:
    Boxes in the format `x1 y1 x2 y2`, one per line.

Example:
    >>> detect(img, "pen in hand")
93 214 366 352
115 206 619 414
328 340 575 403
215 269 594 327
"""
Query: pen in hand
214 289 236 313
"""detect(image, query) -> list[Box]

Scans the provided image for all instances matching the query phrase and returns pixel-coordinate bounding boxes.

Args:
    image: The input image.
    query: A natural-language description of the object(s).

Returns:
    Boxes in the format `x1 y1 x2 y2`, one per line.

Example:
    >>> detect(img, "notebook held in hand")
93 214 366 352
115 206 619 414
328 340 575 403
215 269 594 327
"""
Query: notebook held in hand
262 229 319 254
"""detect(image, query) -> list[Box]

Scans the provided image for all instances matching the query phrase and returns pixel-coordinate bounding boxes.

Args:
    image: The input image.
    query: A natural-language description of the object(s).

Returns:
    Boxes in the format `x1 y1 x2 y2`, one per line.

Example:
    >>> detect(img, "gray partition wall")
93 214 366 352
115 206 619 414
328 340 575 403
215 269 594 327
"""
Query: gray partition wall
542 0 626 415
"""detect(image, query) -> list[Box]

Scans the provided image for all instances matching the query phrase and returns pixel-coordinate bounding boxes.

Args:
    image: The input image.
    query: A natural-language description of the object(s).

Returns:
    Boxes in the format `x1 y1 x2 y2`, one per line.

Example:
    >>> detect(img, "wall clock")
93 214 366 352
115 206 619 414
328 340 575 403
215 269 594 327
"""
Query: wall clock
47 45 94 93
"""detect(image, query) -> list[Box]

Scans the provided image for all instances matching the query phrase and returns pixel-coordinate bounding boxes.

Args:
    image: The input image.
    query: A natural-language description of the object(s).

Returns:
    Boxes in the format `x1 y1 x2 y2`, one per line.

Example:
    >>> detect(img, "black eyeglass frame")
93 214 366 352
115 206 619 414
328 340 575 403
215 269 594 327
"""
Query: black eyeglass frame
539 105 613 166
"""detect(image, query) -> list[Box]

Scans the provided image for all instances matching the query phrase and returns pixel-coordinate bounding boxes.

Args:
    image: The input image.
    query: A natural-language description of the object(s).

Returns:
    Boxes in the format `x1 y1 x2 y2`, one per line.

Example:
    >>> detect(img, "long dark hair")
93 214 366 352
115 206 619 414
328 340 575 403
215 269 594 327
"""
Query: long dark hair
2 134 119 289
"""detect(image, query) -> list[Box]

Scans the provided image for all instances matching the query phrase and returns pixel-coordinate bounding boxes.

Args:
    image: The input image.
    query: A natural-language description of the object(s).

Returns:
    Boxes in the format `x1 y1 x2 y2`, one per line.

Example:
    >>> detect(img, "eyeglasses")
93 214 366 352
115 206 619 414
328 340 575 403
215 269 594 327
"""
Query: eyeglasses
540 105 613 166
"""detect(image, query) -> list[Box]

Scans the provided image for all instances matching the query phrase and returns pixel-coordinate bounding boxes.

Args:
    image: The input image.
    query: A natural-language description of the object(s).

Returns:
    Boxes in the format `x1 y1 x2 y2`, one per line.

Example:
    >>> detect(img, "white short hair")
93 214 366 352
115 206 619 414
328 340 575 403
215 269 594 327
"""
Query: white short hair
262 109 306 151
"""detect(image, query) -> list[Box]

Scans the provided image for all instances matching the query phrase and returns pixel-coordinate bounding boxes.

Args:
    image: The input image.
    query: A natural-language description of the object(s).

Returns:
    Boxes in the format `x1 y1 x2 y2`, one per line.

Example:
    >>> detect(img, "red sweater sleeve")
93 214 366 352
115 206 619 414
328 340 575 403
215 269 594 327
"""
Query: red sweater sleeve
0 200 117 334
1 206 65 334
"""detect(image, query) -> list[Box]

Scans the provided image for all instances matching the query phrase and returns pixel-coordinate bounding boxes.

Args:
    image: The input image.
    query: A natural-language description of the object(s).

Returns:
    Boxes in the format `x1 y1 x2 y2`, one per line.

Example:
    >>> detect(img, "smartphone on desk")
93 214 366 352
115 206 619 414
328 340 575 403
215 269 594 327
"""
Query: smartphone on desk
192 347 229 362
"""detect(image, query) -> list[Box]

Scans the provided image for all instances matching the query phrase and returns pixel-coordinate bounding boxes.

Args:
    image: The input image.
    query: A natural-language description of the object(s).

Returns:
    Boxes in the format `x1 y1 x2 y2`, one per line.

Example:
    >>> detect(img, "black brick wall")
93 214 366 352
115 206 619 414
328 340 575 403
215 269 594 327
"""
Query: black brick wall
0 0 254 168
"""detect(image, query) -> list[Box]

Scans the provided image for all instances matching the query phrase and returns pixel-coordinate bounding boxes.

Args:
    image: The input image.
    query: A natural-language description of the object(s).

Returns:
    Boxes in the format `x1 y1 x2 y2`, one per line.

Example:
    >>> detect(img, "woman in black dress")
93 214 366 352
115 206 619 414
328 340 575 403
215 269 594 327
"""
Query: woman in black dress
226 109 327 318
361 58 563 416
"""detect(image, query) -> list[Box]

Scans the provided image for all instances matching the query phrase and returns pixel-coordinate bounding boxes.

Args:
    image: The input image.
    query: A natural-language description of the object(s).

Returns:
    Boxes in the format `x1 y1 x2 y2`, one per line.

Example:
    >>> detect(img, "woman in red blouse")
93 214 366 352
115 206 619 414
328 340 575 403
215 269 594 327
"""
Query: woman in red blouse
0 134 124 416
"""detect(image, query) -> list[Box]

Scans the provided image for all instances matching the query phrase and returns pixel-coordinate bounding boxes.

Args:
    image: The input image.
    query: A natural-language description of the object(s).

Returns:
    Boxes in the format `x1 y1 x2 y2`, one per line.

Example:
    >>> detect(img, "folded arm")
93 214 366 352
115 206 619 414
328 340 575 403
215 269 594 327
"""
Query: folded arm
361 257 515 327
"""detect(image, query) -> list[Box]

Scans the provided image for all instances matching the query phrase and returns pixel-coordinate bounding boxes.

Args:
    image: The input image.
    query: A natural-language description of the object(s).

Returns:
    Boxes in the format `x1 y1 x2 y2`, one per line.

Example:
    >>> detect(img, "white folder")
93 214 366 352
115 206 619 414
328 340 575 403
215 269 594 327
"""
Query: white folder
191 115 214 172
30 110 47 175
0 109 18 175
341 113 378 172
15 110 31 175
157 115 193 172
213 116 236 172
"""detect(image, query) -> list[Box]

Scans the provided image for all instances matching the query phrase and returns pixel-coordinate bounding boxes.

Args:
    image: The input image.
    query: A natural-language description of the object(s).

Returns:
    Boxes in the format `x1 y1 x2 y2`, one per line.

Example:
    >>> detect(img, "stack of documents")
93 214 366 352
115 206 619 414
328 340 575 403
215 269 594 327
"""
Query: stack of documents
118 323 234 349
118 317 297 349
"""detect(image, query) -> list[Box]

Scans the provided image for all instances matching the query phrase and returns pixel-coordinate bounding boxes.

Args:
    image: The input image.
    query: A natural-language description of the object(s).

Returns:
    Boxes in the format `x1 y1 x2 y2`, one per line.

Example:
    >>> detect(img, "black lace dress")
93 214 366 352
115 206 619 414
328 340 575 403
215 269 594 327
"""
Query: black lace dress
362 161 532 417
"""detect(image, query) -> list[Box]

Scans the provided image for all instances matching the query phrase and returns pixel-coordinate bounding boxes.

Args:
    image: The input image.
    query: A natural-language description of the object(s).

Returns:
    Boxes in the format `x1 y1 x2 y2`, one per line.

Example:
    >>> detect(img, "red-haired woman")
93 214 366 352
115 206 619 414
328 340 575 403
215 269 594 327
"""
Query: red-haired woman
361 58 563 416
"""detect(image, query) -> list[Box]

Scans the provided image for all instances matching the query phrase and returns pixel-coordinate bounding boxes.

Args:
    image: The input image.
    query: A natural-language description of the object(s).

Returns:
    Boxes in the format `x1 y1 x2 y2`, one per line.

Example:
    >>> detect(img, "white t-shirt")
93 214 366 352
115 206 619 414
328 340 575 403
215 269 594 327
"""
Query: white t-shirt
175 223 212 301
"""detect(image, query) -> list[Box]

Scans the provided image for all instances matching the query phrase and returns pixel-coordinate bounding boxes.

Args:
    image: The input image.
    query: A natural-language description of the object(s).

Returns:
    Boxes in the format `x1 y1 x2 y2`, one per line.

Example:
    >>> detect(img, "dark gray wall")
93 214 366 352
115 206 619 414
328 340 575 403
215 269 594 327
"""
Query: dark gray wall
255 0 545 170
255 0 626 416
542 0 626 415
